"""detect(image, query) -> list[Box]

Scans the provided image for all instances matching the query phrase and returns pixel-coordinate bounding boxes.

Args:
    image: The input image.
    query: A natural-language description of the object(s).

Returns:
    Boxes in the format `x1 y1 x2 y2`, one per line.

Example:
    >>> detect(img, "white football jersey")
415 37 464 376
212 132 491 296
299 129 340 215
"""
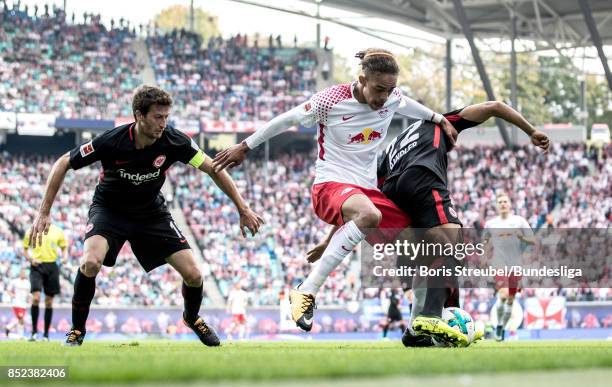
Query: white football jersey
484 215 533 265
10 278 30 308
228 289 248 315
296 82 431 189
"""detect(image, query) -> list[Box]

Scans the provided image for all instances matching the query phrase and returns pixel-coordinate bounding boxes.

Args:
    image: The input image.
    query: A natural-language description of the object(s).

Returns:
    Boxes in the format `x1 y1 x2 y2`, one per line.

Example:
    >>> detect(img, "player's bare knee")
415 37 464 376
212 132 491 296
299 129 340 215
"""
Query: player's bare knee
31 293 40 305
355 208 382 229
183 269 202 287
44 297 53 308
81 255 102 277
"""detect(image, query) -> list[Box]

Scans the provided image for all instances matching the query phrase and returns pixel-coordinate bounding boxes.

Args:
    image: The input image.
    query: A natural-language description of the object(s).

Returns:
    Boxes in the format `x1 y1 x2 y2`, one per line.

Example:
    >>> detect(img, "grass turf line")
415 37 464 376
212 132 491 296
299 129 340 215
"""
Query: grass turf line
1 340 611 383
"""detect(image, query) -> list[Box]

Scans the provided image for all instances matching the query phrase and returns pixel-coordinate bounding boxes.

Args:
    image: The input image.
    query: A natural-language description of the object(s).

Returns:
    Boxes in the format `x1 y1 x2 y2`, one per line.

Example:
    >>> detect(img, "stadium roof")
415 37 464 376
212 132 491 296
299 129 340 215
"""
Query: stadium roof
319 0 612 110
321 0 612 48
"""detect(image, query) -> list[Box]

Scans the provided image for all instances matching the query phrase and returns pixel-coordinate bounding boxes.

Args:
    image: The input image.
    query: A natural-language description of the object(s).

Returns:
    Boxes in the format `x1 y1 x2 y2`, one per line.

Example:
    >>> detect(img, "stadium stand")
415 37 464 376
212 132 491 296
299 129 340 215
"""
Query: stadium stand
146 29 318 121
0 4 141 119
1 142 610 310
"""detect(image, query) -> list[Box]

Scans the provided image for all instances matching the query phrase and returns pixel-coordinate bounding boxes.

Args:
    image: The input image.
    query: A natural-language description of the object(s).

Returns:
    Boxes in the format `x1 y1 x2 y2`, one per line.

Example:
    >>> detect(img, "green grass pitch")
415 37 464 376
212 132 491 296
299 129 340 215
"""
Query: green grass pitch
1 340 611 386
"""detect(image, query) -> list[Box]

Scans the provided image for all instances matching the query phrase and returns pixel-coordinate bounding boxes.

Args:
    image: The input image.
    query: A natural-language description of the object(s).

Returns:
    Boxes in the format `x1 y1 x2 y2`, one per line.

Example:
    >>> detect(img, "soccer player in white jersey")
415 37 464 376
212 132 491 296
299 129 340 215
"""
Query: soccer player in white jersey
4 269 30 339
225 283 249 340
483 192 535 341
214 48 459 334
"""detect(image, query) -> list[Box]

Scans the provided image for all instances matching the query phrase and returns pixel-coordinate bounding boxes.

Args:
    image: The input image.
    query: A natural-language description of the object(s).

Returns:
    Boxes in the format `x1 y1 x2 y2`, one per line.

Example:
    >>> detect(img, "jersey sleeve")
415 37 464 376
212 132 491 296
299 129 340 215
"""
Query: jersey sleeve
244 102 313 149
394 90 441 122
444 108 482 133
175 131 207 168
69 132 111 170
295 99 318 128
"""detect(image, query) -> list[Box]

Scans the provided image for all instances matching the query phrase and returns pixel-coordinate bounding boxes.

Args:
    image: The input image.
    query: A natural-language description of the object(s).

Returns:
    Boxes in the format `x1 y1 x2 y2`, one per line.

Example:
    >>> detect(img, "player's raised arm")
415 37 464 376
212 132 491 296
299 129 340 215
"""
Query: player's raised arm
396 95 458 146
459 101 550 152
29 152 71 248
198 155 264 237
212 102 313 173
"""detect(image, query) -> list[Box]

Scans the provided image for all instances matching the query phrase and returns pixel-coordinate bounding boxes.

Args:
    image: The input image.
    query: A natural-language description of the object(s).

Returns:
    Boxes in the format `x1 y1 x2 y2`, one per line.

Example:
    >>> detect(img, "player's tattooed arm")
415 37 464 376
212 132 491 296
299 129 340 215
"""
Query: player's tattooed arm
307 226 339 263
199 156 264 237
30 152 71 248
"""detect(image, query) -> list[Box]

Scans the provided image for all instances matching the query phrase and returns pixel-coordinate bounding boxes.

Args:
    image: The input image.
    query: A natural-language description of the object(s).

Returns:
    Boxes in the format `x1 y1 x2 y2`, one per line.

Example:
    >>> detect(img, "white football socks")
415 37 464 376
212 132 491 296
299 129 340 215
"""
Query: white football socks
300 221 365 295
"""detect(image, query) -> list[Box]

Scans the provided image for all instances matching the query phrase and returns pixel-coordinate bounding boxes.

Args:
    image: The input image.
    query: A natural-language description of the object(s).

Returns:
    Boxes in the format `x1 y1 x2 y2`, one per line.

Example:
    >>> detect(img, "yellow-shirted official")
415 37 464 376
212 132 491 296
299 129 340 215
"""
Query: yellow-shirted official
23 224 67 263
22 223 67 341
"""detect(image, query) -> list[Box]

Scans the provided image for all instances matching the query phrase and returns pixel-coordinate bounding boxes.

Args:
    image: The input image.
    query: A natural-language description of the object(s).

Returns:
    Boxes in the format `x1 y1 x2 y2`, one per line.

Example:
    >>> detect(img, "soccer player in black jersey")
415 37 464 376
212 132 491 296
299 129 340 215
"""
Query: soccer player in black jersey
28 86 264 347
310 101 549 346
382 101 549 346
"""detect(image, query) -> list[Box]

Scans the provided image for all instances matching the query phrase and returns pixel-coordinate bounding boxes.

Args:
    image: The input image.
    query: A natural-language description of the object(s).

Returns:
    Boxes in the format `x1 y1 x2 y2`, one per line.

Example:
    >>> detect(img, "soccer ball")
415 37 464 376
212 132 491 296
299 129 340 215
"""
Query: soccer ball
433 307 476 347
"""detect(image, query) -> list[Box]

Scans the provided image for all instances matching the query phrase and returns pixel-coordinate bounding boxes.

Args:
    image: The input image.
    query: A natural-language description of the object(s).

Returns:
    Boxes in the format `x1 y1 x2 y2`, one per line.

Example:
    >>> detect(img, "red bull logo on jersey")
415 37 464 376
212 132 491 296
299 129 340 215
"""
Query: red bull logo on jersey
347 128 383 145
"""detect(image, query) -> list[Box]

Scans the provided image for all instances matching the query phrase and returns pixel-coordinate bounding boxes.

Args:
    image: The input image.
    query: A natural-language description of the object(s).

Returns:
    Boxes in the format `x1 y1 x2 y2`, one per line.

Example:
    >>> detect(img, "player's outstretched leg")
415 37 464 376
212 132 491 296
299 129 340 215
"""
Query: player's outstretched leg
294 220 365 331
65 270 96 346
66 236 107 347
168 249 220 346
181 282 220 347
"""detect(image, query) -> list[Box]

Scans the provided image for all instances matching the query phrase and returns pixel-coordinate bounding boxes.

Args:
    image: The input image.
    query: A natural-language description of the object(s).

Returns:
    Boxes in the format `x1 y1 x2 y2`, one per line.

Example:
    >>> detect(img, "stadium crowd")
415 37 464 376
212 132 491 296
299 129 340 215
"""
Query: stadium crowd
0 141 610 311
0 2 318 122
448 142 608 229
0 2 141 119
147 29 318 121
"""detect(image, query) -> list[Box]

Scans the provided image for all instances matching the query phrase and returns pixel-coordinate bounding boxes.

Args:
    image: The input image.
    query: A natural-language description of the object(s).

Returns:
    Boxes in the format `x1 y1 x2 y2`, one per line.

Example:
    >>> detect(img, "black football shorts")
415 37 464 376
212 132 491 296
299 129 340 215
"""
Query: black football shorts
30 262 60 296
84 205 190 272
382 166 462 229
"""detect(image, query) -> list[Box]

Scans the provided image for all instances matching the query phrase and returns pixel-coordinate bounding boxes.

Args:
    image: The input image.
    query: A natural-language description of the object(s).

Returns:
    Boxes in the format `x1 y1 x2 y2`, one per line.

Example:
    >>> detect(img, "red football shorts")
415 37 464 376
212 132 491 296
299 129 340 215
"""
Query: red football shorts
311 182 411 243
12 307 26 319
495 274 522 297
232 314 246 324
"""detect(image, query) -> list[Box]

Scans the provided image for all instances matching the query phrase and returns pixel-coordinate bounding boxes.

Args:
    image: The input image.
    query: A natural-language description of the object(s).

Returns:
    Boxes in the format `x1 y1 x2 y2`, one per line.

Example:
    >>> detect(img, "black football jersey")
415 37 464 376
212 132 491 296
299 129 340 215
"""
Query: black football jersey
377 109 480 186
69 123 201 217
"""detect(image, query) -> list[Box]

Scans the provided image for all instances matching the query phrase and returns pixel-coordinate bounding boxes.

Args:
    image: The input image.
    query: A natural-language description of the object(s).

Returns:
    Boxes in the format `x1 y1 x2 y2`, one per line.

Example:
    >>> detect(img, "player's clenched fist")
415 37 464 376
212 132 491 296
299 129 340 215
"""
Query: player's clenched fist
530 131 550 152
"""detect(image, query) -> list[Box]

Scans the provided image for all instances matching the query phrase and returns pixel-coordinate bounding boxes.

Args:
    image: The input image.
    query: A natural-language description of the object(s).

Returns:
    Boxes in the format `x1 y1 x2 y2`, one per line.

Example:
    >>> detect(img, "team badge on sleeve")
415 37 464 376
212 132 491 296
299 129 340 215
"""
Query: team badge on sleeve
79 141 94 157
304 103 312 112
